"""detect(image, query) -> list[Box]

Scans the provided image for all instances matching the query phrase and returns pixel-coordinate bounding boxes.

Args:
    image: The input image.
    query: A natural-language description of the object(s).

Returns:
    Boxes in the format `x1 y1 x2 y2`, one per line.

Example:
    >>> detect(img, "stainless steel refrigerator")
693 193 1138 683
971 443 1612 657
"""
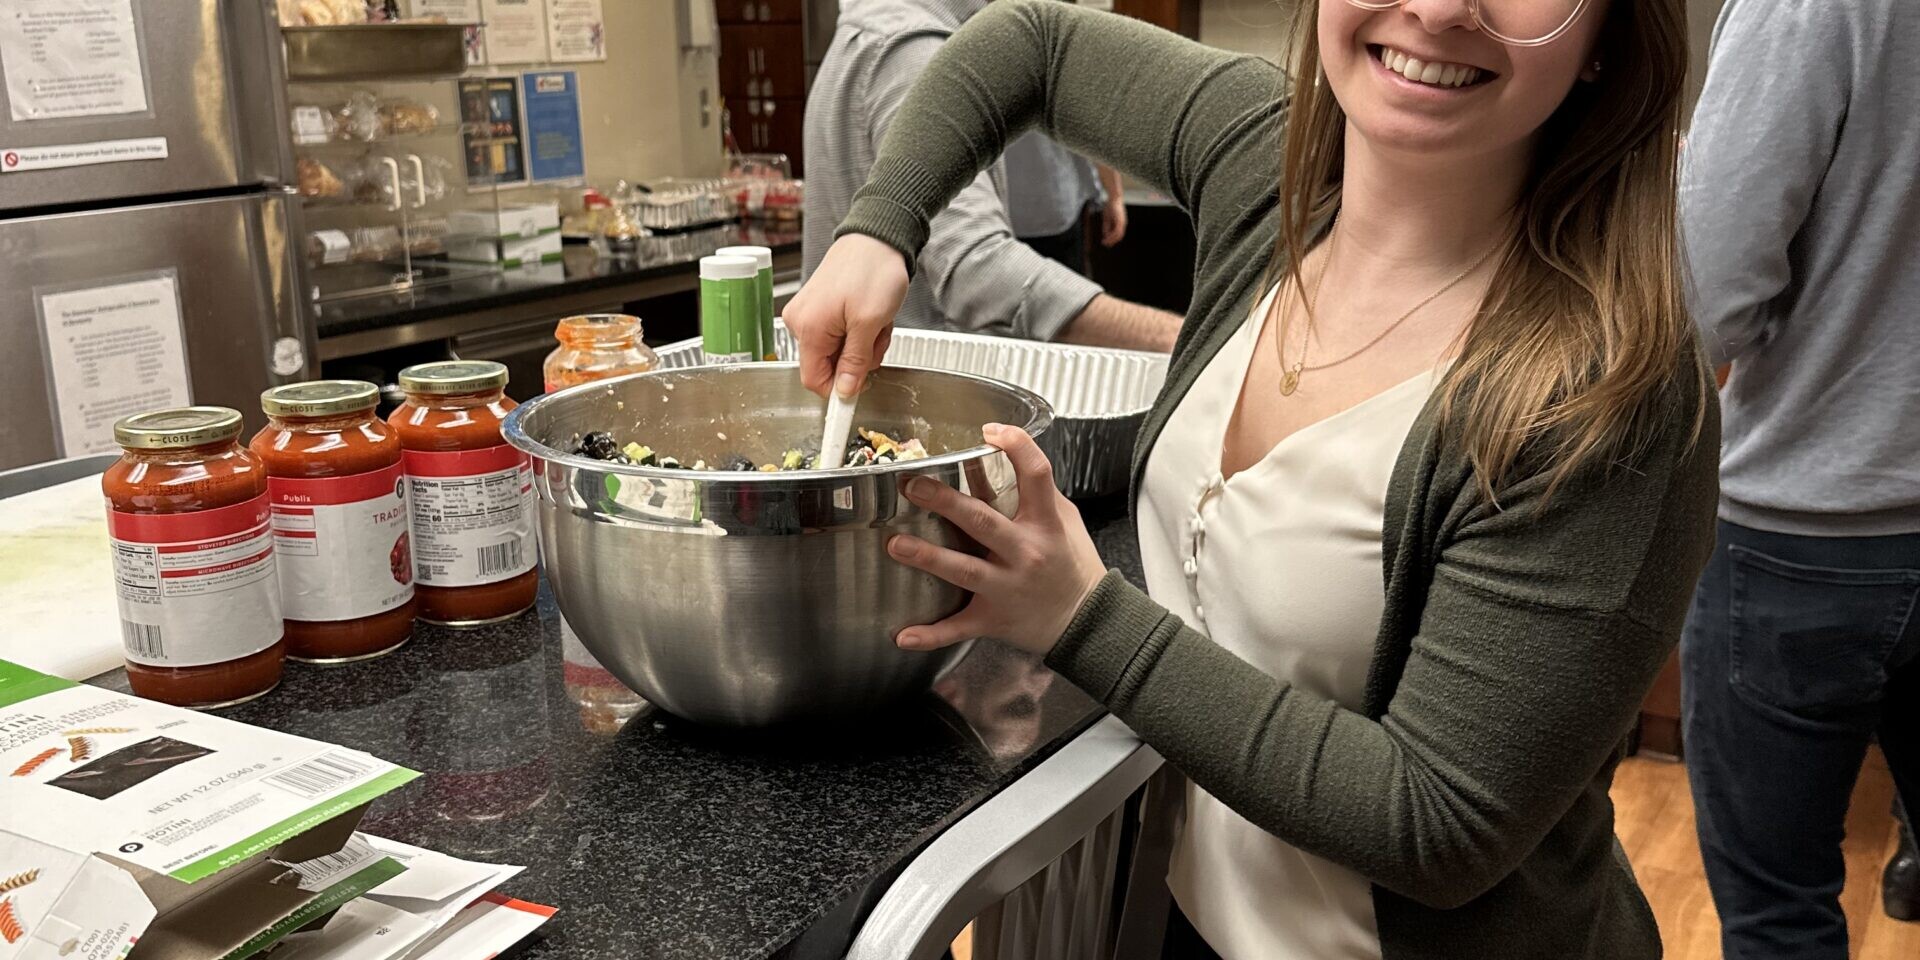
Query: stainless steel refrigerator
0 0 309 470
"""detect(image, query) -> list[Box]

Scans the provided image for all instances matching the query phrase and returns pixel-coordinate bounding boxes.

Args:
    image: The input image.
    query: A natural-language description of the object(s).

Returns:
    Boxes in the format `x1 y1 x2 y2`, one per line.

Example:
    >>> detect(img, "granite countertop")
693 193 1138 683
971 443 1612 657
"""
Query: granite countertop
315 224 803 341
92 499 1141 960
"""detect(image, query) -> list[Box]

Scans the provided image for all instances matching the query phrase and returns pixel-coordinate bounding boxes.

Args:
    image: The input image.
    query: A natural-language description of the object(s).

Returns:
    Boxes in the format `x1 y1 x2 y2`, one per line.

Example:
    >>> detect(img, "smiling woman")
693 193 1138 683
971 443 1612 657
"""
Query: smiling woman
783 0 1715 957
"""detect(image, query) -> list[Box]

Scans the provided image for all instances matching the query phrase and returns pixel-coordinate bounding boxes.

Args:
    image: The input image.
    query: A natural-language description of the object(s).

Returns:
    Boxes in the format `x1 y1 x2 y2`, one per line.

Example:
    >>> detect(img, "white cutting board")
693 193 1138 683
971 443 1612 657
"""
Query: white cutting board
0 473 125 680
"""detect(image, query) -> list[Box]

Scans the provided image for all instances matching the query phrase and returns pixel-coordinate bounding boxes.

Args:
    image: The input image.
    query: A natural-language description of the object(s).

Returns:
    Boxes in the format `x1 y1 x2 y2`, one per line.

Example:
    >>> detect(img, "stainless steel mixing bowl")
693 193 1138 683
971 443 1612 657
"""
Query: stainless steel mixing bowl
503 363 1054 726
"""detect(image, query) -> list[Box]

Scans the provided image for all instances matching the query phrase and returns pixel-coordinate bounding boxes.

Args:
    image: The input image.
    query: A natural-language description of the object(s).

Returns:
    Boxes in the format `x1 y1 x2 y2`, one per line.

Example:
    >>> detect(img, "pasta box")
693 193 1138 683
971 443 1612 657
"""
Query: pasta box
0 661 419 960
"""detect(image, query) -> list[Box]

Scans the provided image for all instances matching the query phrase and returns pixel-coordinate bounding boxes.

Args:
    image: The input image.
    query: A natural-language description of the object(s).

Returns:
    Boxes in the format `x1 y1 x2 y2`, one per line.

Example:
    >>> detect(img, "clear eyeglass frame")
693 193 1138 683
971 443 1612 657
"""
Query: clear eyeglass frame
1343 0 1595 47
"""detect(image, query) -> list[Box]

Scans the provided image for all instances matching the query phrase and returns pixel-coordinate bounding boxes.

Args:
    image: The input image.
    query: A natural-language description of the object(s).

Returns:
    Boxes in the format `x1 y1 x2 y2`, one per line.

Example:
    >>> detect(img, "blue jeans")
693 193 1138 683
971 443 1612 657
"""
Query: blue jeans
1683 520 1920 960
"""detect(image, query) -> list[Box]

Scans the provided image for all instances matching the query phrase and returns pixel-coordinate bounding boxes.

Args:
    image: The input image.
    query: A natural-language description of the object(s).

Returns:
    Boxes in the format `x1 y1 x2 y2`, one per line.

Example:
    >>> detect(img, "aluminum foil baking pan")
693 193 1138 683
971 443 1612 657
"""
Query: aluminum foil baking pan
656 323 1168 498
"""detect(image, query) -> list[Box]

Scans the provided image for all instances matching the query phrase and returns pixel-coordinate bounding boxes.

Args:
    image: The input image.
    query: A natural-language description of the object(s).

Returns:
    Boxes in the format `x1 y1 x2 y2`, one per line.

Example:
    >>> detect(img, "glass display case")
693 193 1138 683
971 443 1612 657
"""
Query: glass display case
282 25 504 303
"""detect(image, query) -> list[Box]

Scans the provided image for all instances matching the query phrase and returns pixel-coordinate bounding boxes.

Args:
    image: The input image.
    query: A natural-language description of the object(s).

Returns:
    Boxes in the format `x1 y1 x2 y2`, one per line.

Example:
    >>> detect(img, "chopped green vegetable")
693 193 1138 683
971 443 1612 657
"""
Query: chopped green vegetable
586 428 933 472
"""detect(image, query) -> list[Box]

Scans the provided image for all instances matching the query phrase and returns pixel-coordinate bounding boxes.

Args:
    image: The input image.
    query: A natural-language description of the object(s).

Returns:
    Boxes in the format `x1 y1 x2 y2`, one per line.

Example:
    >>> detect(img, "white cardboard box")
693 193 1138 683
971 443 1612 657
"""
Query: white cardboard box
450 203 560 241
0 662 417 960
447 231 562 267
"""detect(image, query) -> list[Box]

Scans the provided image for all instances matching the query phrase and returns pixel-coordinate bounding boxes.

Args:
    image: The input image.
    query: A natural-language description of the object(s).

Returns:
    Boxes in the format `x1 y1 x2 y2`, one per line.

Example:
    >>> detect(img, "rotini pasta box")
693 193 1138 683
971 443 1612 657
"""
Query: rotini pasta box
0 660 419 960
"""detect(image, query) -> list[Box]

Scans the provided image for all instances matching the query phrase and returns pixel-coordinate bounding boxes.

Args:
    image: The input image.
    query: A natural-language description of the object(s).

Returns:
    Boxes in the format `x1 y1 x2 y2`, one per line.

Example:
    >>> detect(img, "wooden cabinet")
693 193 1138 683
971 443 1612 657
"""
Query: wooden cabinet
715 0 802 24
718 22 807 175
719 26 807 99
1113 0 1201 38
737 97 804 171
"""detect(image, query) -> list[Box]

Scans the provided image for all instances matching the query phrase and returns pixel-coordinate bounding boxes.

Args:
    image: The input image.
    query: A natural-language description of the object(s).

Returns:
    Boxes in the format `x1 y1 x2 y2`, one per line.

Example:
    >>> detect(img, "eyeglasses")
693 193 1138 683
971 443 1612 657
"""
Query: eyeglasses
1344 0 1594 47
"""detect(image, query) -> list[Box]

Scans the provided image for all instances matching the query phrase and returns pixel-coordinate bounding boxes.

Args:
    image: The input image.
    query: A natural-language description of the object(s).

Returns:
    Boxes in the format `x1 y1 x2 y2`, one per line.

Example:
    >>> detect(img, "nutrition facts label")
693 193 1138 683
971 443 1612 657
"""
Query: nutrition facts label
107 494 282 667
401 445 537 587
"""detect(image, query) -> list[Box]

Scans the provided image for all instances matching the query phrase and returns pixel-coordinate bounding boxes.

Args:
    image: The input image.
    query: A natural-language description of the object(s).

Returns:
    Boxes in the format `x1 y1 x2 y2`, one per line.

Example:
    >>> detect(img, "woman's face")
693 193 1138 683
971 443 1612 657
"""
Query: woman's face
1319 0 1609 162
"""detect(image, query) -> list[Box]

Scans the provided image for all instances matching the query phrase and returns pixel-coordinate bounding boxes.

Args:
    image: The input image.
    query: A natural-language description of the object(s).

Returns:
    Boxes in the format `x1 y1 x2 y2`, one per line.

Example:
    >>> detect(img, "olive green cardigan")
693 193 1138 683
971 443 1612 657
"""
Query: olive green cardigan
837 2 1718 956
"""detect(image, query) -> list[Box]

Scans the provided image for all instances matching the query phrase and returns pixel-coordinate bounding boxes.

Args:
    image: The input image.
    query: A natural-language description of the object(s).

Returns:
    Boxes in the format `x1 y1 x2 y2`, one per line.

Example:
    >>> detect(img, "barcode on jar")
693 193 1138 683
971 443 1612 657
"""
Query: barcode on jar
266 751 374 799
477 541 524 579
122 622 166 660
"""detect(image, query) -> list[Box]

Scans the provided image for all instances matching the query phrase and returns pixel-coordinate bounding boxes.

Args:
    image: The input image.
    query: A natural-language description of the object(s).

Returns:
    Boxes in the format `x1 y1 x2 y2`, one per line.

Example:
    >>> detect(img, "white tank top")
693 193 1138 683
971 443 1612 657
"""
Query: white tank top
1138 284 1442 960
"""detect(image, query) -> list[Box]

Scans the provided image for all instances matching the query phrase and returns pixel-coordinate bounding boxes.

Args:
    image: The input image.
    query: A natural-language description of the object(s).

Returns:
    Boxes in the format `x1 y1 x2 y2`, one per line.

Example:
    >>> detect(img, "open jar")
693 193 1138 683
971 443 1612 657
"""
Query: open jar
543 313 660 392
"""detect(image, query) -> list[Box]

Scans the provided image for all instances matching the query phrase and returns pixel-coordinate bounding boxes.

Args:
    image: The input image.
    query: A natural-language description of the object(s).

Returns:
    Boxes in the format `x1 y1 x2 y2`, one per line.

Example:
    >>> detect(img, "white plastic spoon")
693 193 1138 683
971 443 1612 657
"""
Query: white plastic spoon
817 387 858 469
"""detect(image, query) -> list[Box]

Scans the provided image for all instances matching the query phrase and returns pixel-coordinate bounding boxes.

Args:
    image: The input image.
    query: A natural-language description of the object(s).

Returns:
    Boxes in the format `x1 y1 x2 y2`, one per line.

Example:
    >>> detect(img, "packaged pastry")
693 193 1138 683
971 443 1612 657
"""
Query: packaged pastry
353 154 400 207
351 225 404 262
333 91 382 143
294 0 335 24
296 156 349 199
406 217 450 256
307 228 353 266
292 0 366 25
398 154 453 205
288 103 338 146
378 100 439 137
326 0 367 23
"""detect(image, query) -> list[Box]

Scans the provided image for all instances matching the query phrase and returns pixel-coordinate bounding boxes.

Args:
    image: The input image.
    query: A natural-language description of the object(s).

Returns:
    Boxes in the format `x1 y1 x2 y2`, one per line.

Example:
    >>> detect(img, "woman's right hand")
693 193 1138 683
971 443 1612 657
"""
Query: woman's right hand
784 234 910 399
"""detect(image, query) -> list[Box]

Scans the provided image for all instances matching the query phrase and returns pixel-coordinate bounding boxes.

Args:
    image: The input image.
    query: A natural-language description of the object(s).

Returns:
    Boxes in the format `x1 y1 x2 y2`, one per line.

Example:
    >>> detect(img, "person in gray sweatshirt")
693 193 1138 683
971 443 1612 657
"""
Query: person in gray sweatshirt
1680 0 1920 955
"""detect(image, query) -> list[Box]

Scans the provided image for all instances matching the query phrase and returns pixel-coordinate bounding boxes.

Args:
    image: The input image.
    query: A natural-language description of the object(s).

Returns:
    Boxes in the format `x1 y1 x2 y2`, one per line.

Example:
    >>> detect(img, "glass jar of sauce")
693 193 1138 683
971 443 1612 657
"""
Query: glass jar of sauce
389 361 538 626
103 407 285 708
542 313 659 392
252 381 415 663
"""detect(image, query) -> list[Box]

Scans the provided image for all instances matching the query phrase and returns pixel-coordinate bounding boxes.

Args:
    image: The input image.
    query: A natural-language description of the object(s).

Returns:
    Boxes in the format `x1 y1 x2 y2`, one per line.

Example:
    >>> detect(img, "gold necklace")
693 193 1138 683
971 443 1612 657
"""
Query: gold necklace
1275 222 1504 397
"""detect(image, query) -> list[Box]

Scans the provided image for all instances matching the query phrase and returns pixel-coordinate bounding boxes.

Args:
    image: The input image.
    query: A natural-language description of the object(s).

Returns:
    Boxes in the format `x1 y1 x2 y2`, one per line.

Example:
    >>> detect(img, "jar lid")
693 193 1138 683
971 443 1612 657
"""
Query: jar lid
700 254 758 282
113 407 245 450
713 245 772 271
261 379 380 417
398 360 509 395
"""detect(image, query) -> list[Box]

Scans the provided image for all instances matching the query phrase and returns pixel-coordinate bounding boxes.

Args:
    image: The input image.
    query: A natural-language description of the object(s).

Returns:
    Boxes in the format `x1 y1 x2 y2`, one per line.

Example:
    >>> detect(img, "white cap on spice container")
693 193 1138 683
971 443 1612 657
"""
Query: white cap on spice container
713 245 773 271
699 254 758 282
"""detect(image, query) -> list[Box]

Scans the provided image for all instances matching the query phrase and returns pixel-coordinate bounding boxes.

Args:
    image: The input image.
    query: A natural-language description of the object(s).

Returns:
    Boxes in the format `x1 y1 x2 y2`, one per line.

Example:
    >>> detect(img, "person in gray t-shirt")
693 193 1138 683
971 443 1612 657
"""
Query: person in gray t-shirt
1679 0 1920 954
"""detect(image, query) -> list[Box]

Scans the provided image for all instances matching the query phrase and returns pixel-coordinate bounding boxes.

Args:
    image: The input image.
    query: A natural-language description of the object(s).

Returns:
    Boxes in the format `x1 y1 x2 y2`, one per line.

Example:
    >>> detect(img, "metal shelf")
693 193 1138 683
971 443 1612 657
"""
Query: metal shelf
292 127 468 149
283 24 471 82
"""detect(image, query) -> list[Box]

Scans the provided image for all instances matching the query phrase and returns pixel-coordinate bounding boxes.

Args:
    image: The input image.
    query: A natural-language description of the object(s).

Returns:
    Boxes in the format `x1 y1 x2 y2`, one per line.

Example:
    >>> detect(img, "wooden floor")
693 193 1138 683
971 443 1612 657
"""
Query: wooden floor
1614 749 1920 959
955 751 1918 960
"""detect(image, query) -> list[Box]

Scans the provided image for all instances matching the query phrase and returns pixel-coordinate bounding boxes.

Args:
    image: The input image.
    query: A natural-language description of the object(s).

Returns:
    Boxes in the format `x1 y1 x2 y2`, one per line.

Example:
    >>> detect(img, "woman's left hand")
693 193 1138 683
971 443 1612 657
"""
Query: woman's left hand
888 424 1109 657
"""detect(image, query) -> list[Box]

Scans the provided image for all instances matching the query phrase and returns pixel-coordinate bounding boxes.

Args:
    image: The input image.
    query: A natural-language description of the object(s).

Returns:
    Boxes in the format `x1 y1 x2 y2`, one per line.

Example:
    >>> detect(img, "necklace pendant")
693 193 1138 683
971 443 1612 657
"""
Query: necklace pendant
1279 370 1300 396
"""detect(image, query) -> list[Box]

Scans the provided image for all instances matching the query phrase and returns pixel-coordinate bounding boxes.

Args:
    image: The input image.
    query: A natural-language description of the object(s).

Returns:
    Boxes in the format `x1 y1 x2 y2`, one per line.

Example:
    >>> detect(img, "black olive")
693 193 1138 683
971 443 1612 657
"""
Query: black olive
577 431 622 461
725 455 756 471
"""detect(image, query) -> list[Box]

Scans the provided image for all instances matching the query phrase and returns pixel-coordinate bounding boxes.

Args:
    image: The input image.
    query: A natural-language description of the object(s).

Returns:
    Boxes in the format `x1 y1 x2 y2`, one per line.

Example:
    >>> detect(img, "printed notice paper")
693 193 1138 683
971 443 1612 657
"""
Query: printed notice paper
480 0 549 65
545 0 605 62
37 274 192 456
0 136 168 172
521 71 583 182
0 0 151 122
410 0 485 64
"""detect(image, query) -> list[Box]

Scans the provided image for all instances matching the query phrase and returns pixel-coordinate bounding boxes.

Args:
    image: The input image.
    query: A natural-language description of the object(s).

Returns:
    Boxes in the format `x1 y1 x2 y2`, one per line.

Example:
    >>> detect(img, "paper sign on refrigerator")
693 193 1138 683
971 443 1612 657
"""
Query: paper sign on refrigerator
35 272 193 457
0 0 152 122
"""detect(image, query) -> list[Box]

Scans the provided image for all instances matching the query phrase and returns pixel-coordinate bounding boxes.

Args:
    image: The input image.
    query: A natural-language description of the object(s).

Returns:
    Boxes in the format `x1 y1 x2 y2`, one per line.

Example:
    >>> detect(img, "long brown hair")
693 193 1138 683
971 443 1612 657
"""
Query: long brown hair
1276 0 1707 501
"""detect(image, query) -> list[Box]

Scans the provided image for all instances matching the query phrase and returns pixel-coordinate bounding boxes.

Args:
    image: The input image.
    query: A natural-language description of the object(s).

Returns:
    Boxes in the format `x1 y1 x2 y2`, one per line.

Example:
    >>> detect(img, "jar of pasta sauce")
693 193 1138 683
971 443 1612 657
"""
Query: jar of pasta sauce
542 313 658 392
253 381 415 662
389 361 538 626
103 407 285 708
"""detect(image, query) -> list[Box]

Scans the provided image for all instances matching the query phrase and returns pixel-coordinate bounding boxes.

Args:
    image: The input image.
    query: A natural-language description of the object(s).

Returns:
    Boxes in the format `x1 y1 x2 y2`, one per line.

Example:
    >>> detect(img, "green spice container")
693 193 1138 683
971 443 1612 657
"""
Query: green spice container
715 245 777 361
700 254 760 364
